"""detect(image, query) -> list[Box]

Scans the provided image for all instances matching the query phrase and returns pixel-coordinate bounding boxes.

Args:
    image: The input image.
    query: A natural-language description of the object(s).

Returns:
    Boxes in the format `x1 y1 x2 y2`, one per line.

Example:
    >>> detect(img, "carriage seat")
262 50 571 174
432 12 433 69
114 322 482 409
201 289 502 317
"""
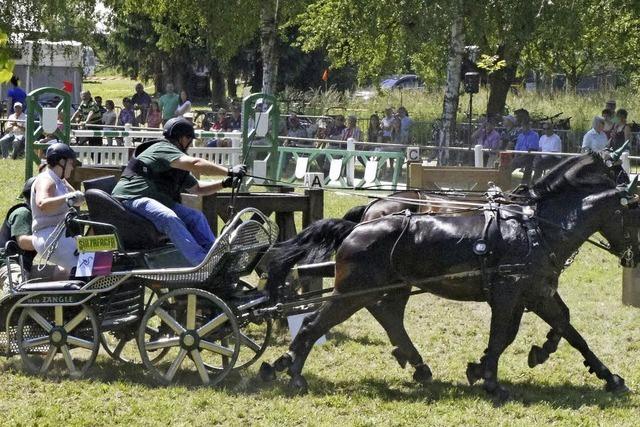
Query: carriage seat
84 186 169 251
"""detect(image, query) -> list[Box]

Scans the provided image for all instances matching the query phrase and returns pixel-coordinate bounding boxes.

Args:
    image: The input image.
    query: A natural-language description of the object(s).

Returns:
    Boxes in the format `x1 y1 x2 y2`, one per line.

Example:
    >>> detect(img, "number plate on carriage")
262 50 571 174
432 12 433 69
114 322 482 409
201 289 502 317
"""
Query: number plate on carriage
76 235 118 252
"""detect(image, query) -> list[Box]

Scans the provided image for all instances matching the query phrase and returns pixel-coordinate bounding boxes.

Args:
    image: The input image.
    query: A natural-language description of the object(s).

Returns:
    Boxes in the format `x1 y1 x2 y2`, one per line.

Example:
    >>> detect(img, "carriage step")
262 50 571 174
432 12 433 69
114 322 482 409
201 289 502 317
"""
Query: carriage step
293 262 335 278
17 281 84 292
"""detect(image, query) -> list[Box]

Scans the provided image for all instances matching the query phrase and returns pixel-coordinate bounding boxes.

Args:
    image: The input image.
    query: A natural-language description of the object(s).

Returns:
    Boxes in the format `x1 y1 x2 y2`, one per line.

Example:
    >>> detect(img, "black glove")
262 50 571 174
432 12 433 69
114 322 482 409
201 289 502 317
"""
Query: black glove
221 176 234 188
228 164 247 178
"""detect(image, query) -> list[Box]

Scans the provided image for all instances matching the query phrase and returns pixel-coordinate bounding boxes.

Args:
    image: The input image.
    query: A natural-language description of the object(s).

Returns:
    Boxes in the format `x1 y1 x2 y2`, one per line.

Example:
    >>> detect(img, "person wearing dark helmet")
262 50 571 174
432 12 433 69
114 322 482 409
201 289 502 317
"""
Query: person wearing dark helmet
0 177 37 288
31 143 84 276
111 117 246 266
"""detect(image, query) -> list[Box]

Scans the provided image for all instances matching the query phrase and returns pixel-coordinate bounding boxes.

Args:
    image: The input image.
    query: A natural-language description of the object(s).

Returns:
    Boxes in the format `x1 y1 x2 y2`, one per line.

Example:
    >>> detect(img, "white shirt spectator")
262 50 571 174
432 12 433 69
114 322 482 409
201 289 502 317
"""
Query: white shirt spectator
381 116 393 138
582 128 608 152
539 133 562 152
7 112 26 136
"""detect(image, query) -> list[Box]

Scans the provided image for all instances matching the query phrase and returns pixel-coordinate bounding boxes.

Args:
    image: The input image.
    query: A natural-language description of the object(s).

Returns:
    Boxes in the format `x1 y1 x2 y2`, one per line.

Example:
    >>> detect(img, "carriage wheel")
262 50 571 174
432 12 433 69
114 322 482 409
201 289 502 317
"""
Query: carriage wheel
138 288 241 386
100 288 170 364
16 304 99 378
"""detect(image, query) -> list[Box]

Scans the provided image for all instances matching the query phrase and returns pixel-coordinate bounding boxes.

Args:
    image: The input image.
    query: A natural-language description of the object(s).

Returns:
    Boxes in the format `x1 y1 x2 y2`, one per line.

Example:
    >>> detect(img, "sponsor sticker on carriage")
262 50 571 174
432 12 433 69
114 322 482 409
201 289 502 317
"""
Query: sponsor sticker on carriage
76 251 113 277
76 234 119 252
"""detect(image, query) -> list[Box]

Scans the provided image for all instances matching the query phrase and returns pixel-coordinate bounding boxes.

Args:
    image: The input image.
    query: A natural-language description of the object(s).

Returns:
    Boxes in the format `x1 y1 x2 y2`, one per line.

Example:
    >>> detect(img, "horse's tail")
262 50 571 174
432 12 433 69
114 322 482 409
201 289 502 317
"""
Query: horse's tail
265 219 357 297
342 204 367 222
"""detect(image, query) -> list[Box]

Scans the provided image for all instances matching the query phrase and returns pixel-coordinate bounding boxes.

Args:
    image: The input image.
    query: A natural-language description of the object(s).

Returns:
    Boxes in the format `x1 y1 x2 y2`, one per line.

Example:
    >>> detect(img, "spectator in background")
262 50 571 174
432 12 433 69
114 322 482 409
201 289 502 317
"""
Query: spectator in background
532 122 562 182
158 83 179 124
500 115 519 149
610 108 632 151
602 109 614 140
328 115 346 140
71 90 102 146
367 114 383 144
146 101 163 128
102 100 117 145
131 82 152 124
175 89 192 118
605 100 616 114
472 119 501 167
229 106 242 131
381 108 394 141
210 108 230 131
0 102 26 159
511 118 539 185
7 75 27 114
340 115 362 141
286 114 310 145
582 116 608 152
94 96 106 114
116 97 138 145
397 106 412 144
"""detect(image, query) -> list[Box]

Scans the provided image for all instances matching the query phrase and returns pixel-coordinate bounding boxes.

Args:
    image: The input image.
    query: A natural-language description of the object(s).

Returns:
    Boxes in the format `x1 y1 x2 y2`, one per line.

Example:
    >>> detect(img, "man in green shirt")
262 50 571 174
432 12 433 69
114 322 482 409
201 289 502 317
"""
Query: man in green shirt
0 178 37 288
71 90 103 146
112 117 246 266
158 83 180 125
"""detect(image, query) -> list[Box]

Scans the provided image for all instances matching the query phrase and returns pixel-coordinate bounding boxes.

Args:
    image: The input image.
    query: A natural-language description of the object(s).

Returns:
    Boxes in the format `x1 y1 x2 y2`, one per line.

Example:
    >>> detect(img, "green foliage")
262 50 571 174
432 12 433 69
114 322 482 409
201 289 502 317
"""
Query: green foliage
522 0 640 87
0 30 14 83
295 0 452 84
476 54 506 74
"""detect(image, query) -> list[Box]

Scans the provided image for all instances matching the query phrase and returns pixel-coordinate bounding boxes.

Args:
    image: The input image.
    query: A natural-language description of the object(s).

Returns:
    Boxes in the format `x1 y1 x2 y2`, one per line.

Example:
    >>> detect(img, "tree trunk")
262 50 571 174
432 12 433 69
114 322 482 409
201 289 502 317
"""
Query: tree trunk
226 71 238 99
260 0 279 95
486 61 517 117
486 43 518 117
209 61 225 106
439 3 465 166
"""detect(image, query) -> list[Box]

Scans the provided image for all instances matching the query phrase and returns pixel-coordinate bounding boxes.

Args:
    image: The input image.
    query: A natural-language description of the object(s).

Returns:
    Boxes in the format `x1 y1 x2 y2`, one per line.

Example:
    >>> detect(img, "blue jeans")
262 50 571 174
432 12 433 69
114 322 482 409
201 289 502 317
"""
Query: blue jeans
0 133 15 158
121 197 215 266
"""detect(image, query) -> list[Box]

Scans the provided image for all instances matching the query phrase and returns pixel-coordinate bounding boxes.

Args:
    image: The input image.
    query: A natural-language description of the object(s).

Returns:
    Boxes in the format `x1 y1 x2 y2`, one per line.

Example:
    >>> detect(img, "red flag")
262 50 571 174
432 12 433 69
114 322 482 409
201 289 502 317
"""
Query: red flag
62 80 73 93
321 69 329 82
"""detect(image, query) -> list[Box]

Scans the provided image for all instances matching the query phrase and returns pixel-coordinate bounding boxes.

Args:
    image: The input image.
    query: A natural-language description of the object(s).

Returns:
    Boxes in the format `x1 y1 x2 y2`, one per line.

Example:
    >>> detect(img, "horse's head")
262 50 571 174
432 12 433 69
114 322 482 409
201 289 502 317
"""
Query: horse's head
592 178 640 268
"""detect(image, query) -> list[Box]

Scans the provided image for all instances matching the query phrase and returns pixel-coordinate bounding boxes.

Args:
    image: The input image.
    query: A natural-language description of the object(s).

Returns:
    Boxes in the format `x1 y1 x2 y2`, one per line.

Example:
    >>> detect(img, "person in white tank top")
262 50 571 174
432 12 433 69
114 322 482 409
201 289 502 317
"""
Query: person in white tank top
31 143 85 276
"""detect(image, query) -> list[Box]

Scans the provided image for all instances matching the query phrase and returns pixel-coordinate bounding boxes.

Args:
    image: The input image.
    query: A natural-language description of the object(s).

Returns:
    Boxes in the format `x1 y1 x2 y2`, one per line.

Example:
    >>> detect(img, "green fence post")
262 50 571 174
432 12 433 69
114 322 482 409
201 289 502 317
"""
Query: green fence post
25 88 71 180
241 93 280 184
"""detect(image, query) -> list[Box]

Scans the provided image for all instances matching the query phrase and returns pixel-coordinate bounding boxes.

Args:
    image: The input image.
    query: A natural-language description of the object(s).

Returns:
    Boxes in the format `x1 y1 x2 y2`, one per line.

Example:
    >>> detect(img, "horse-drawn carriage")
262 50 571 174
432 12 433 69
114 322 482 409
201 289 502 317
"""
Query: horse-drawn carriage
0 176 279 385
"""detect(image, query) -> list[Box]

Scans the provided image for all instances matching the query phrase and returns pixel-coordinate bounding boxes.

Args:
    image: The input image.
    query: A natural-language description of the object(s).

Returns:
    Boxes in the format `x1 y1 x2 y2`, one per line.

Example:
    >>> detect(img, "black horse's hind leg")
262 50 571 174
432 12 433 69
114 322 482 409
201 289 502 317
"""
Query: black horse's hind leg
367 289 432 384
529 293 629 393
283 294 379 393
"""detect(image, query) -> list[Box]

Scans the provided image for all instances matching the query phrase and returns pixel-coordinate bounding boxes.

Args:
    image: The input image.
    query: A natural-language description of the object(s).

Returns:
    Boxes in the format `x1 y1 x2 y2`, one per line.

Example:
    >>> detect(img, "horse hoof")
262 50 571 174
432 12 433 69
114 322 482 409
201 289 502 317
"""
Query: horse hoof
288 375 309 395
273 353 293 372
484 382 510 404
527 345 548 368
391 347 408 369
605 375 630 394
413 364 433 384
466 362 483 386
259 362 277 382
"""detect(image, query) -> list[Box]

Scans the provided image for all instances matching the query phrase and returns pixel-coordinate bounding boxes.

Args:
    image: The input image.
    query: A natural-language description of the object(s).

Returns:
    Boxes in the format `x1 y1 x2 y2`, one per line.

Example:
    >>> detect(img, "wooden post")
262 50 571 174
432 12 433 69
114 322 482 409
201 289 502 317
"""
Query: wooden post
622 268 640 307
303 188 324 228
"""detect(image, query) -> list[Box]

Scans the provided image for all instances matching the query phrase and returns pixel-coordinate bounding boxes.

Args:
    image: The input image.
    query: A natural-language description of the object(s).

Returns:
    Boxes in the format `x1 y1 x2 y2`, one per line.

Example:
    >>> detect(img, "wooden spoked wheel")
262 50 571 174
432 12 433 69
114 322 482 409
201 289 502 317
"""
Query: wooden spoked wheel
17 304 99 378
137 288 241 386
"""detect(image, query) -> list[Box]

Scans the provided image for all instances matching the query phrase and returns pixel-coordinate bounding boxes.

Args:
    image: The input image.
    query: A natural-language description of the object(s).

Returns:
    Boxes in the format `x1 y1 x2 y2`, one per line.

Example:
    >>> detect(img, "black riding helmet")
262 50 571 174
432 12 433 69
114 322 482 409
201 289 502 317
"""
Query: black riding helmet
45 142 82 167
163 117 196 141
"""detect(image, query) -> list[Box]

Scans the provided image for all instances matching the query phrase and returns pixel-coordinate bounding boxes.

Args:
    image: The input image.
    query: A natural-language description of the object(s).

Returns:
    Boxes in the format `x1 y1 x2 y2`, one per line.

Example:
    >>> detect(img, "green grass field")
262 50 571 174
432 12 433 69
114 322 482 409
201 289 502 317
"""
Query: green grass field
1 76 639 425
0 154 639 426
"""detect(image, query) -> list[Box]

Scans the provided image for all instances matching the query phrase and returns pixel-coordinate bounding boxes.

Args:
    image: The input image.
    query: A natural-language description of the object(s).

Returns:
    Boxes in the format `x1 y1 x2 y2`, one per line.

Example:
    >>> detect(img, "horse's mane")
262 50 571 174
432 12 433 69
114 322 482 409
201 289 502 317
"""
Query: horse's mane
530 153 617 198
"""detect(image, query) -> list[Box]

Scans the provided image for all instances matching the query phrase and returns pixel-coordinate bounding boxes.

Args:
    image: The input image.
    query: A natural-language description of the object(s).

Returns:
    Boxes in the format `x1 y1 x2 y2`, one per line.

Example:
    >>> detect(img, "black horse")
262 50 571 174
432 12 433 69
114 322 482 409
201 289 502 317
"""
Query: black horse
261 153 640 400
339 150 632 381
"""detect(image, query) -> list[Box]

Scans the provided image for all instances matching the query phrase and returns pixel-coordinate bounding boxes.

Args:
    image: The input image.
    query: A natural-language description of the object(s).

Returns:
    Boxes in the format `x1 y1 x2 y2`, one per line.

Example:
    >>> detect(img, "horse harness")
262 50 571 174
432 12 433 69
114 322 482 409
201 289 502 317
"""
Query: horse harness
389 202 561 298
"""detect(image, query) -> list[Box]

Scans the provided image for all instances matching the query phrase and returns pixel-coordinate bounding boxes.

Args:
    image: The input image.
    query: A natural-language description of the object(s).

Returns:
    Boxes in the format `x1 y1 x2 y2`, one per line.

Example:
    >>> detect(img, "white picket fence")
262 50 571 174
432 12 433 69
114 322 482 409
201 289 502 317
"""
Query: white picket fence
72 146 242 168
